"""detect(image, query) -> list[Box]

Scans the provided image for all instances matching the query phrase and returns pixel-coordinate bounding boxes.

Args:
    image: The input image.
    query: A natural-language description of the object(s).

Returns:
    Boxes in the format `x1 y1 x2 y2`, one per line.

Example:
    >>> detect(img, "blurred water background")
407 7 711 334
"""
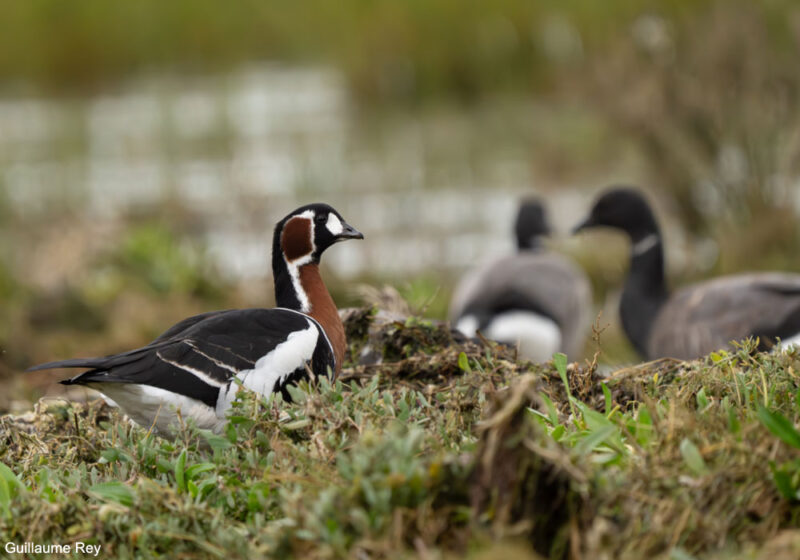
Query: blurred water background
1 1 800 410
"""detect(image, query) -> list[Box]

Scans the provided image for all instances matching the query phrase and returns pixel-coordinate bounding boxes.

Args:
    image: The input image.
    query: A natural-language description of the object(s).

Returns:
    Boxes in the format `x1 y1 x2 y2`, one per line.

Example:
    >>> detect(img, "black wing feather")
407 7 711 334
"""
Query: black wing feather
29 308 334 407
150 310 229 343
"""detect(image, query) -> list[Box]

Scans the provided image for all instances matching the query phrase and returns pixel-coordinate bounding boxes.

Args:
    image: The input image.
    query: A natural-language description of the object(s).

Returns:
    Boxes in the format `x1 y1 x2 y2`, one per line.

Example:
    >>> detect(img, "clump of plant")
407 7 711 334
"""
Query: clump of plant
4 319 800 559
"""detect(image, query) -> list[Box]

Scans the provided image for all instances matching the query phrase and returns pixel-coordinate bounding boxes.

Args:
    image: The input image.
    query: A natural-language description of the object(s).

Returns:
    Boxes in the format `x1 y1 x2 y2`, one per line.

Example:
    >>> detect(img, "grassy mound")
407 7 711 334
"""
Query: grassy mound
2 310 800 559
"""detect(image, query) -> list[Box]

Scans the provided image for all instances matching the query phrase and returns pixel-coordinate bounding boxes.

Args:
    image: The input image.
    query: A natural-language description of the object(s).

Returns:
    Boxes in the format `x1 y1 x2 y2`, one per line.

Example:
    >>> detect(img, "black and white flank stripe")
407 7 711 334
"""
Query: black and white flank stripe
29 308 334 434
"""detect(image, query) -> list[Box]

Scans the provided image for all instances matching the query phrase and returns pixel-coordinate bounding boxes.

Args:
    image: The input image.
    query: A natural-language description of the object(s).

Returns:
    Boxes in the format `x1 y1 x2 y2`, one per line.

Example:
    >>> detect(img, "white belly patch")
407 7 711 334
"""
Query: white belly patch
485 311 562 363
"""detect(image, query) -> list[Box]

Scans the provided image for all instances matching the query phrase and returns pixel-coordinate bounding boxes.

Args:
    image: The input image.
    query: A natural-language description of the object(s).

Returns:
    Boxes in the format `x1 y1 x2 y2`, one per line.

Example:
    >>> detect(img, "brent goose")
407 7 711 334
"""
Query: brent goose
573 187 800 360
450 199 592 361
29 204 364 434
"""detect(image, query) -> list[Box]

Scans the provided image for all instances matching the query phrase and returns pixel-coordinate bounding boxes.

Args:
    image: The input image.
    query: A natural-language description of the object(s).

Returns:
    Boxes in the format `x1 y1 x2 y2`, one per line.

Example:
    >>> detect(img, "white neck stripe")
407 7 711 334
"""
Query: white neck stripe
285 255 312 313
281 213 316 313
632 234 660 257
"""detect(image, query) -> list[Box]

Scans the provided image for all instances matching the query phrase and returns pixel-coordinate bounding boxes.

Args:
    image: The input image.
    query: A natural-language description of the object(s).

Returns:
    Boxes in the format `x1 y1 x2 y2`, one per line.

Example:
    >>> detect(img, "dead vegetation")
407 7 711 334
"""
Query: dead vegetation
1 309 800 559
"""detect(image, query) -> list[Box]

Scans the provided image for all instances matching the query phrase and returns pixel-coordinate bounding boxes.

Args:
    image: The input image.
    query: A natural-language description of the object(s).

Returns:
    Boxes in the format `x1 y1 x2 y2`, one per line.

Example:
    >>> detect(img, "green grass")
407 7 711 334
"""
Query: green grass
3 315 800 558
0 0 793 106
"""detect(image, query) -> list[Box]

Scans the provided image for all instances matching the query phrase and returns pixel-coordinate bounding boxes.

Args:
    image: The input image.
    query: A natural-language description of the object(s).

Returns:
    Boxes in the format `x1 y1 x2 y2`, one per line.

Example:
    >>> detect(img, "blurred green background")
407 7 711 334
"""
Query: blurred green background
1 0 800 410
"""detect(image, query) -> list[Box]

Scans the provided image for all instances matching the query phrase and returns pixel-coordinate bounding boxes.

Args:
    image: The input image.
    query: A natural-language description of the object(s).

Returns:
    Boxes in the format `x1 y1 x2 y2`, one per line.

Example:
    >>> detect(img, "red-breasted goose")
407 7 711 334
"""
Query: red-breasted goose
450 199 592 362
29 203 363 434
573 187 800 360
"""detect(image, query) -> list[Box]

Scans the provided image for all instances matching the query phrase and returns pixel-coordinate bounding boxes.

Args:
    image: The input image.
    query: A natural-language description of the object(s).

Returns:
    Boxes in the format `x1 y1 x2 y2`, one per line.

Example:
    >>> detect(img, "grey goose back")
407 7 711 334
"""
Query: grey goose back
573 187 800 360
450 199 592 362
29 204 364 435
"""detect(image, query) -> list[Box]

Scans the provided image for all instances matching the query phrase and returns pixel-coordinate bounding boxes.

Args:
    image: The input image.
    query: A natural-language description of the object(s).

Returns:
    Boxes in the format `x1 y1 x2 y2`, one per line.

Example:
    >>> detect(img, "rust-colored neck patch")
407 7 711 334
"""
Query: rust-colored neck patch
299 263 346 377
281 217 313 261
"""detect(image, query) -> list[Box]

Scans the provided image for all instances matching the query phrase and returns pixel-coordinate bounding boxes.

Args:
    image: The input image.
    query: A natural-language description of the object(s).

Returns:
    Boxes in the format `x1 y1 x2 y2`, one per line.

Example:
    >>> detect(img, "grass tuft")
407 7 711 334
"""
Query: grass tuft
2 312 800 558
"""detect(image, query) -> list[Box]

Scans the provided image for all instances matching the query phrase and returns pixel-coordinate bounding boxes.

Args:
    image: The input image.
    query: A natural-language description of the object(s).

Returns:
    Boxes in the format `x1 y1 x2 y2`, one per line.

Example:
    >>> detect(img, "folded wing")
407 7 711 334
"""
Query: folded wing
29 308 335 406
649 273 800 359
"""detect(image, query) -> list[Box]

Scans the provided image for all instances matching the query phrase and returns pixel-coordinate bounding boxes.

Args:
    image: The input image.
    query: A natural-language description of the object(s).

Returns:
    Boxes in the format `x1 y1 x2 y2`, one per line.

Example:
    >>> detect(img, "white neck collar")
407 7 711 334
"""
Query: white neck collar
632 233 660 257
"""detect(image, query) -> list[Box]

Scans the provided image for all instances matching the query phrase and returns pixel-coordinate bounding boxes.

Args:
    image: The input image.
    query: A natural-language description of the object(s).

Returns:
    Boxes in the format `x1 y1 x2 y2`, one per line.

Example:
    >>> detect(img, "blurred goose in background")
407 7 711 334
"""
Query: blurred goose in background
450 199 592 362
573 187 800 360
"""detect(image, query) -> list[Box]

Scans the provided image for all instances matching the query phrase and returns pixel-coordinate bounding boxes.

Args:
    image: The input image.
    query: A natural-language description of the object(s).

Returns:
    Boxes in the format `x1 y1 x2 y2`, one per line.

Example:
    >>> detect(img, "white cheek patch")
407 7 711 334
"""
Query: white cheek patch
326 213 343 236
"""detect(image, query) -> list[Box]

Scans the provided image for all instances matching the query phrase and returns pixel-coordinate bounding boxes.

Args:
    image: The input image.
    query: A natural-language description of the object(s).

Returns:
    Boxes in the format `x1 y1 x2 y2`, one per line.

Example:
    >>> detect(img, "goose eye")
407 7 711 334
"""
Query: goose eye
315 213 327 224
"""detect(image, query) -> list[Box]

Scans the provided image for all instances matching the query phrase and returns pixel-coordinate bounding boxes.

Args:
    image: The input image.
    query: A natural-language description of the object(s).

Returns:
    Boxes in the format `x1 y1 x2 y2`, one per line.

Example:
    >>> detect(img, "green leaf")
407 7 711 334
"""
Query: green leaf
553 352 568 382
283 418 311 431
594 448 624 465
769 462 799 500
577 402 614 430
538 392 560 426
601 382 613 416
633 407 654 446
696 388 709 411
89 482 134 507
758 406 800 449
679 438 708 476
550 424 566 441
575 402 625 452
574 425 618 457
185 463 216 481
0 462 26 497
175 449 187 493
457 352 471 373
726 405 741 436
199 429 234 451
194 477 217 500
247 482 271 512
285 384 307 404
552 353 575 420
0 475 10 519
0 463 26 518
527 407 551 427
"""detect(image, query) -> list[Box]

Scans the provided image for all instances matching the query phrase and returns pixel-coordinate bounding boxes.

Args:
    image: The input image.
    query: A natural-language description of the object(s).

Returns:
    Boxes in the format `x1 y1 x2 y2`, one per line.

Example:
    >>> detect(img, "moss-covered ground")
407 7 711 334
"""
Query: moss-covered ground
3 310 800 559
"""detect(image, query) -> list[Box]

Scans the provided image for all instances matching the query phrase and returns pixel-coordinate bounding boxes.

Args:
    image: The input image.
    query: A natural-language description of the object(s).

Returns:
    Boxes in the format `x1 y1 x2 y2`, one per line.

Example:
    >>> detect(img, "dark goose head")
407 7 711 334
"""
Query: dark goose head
572 187 660 243
271 203 364 373
573 187 668 358
271 203 363 311
515 198 550 251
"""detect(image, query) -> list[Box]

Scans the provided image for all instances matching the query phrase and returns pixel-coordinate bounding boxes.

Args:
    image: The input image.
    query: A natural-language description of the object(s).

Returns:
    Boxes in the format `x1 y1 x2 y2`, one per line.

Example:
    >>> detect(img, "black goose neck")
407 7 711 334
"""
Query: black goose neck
272 222 312 311
619 229 669 357
272 258 302 310
517 237 545 252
